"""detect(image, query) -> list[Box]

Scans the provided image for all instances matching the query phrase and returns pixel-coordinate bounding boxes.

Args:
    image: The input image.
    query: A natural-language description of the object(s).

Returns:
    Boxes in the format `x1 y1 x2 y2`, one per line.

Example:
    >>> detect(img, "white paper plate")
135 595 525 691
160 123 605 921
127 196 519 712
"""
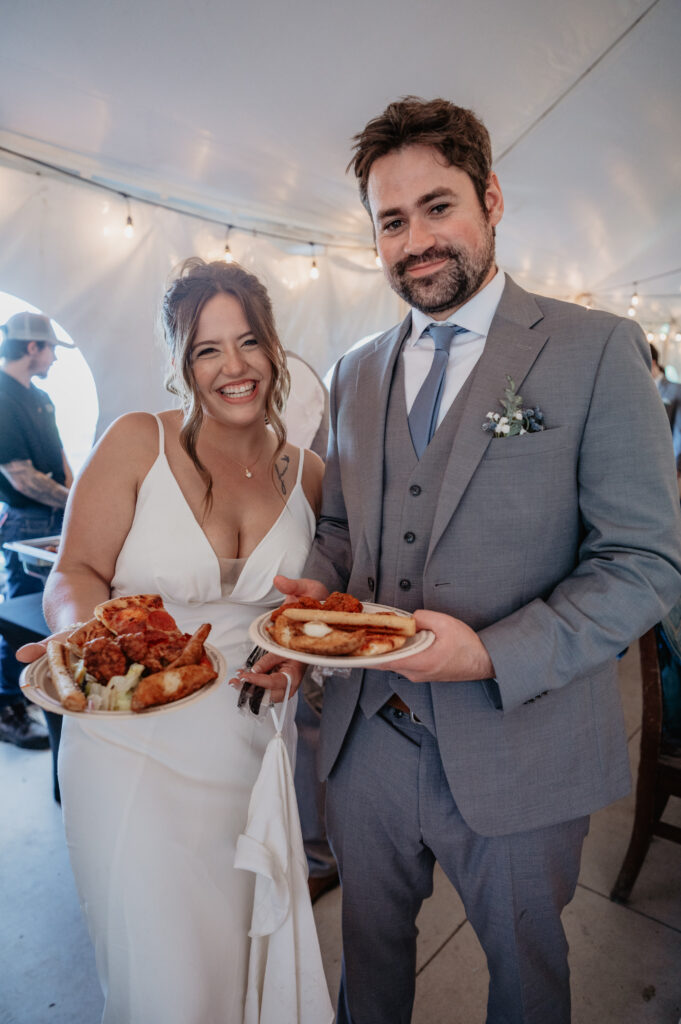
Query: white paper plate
20 643 226 718
248 602 434 668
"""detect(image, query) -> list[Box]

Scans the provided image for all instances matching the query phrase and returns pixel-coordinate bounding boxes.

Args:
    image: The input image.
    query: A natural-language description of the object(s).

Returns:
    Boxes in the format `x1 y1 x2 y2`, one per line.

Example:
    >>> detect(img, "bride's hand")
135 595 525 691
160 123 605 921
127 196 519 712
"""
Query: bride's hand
16 631 70 664
230 651 306 703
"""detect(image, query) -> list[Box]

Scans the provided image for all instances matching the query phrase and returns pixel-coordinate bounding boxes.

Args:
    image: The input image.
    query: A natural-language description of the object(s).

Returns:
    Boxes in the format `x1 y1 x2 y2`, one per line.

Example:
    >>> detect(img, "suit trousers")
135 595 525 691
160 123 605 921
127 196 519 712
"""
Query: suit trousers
294 677 337 879
326 705 589 1024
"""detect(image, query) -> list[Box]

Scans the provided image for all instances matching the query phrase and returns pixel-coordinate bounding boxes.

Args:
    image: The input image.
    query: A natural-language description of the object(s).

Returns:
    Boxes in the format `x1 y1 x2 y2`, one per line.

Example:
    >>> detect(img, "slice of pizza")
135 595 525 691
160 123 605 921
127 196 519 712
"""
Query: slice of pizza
94 594 180 636
67 618 113 652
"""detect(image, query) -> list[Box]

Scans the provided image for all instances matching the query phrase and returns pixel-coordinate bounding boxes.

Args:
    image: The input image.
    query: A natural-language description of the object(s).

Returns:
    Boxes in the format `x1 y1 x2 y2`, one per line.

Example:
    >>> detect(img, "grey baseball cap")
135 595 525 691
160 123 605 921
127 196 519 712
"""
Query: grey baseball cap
1 311 74 348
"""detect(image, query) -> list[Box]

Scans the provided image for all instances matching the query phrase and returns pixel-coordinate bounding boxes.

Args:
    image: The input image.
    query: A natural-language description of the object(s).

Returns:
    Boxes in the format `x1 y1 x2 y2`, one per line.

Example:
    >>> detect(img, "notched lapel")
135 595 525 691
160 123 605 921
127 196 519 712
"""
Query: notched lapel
355 316 411 571
426 281 549 565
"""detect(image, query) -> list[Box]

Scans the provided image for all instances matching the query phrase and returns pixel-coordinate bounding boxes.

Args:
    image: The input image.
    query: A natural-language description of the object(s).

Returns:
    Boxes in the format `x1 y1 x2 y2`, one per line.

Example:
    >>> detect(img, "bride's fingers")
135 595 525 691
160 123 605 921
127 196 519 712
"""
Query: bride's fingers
250 652 284 674
16 628 71 663
251 653 305 675
16 640 49 663
231 666 301 698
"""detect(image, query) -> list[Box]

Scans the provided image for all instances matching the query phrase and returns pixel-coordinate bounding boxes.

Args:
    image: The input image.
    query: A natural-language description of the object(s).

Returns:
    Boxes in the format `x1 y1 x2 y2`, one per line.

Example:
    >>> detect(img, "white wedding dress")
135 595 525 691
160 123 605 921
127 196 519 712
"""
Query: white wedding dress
58 415 316 1024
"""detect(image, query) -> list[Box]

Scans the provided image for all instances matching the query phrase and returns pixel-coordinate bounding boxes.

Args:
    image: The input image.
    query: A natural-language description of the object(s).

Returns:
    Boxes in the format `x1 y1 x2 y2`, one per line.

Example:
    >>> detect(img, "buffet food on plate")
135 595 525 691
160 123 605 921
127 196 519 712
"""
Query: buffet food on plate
43 594 217 713
268 592 417 657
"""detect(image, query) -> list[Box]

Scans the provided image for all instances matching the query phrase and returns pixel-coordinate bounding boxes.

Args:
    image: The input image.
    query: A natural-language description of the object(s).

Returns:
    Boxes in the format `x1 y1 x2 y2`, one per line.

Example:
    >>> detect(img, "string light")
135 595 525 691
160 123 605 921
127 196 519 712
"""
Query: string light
223 225 234 263
7 144 679 347
122 195 134 238
309 243 319 280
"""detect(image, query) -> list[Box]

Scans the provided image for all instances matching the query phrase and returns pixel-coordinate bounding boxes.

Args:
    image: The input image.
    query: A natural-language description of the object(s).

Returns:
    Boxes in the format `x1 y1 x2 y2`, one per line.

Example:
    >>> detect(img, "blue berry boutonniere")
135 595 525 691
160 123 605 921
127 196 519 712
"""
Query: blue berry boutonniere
483 376 545 437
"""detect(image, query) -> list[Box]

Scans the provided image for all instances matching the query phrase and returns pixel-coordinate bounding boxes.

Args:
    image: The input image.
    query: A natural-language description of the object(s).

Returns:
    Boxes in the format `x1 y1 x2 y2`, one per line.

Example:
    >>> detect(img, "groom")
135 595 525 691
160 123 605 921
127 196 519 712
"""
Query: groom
271 97 681 1023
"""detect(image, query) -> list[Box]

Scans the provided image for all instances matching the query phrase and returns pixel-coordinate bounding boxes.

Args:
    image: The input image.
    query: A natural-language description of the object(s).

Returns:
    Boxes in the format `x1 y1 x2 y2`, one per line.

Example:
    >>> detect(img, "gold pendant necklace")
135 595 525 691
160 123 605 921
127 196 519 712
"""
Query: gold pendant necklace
227 437 266 479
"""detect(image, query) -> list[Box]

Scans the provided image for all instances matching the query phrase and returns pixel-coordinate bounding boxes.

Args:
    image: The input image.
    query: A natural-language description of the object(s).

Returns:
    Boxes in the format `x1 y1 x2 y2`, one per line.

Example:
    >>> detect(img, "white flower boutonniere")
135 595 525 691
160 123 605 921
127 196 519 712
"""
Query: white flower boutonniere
483 376 545 438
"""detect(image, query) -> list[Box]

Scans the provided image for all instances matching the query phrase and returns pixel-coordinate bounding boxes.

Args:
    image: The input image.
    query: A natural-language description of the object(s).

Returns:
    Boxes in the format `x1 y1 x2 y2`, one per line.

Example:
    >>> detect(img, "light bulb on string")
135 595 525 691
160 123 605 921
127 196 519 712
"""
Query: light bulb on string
374 249 382 268
121 194 135 238
630 286 639 307
223 225 234 263
309 243 319 280
627 306 636 317
646 332 655 342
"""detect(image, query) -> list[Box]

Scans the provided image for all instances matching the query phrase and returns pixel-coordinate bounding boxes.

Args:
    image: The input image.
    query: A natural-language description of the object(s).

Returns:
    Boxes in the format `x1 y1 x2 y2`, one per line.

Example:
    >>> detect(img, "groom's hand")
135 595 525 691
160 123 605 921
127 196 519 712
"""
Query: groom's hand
273 575 329 603
378 610 495 683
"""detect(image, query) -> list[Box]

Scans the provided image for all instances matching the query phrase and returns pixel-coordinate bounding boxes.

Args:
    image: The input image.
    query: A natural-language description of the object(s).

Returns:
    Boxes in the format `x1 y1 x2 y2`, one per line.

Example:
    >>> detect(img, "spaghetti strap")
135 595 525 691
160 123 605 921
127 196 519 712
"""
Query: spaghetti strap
152 413 165 457
296 447 305 486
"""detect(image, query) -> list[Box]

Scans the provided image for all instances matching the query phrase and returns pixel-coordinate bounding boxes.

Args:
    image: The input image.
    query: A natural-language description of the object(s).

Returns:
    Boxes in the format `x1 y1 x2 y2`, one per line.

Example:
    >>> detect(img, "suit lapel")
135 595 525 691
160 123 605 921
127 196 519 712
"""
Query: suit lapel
356 315 411 572
426 277 549 565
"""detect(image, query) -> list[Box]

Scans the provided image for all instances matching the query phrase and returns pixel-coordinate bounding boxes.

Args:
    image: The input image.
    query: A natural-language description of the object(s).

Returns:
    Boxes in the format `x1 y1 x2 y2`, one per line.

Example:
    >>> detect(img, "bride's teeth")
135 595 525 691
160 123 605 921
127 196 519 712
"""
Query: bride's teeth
221 382 256 397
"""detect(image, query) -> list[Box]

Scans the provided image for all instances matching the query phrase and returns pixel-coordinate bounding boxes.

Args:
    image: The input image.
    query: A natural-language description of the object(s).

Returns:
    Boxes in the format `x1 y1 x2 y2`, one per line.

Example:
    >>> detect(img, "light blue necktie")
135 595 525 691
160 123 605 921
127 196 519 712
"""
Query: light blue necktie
408 323 466 458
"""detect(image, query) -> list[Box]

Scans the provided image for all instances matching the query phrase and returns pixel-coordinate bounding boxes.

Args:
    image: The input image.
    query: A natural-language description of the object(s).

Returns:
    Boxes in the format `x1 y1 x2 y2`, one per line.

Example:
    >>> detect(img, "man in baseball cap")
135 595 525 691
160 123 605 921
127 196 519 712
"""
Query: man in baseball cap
0 311 73 753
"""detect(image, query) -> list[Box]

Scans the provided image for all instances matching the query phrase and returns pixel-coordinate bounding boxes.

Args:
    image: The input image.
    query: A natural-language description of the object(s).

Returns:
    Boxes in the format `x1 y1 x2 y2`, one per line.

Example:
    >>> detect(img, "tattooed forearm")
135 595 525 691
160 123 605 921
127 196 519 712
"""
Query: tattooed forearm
0 459 70 509
275 454 291 495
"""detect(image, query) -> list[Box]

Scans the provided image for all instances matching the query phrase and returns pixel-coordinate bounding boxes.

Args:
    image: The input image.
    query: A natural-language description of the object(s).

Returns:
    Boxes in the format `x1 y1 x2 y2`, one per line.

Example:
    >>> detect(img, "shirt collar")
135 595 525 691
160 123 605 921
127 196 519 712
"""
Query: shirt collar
409 268 505 346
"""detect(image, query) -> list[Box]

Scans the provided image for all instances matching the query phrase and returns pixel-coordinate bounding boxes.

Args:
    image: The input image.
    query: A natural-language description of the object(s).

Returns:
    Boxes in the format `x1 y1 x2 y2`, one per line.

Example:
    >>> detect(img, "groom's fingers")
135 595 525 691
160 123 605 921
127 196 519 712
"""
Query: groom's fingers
273 575 329 602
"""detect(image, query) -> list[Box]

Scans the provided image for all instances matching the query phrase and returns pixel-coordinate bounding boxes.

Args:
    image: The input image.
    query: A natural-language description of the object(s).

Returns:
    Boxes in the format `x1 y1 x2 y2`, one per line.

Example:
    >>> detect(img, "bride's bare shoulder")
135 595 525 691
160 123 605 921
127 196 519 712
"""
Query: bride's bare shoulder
85 412 169 478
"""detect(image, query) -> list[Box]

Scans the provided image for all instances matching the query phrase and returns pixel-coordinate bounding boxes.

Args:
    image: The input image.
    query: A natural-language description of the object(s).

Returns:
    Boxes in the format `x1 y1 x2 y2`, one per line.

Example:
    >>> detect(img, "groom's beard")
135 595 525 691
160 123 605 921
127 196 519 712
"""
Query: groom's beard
386 225 495 316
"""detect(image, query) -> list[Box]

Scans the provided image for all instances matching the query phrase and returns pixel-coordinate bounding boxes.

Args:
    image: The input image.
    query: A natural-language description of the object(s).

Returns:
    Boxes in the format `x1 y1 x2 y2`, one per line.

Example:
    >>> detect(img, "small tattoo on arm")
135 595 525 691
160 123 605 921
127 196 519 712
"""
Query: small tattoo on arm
275 454 290 495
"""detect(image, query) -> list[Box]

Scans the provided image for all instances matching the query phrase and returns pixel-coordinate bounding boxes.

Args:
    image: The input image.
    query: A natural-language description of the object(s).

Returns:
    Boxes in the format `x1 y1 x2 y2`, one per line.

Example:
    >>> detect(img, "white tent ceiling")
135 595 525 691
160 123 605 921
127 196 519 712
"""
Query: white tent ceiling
1 0 680 417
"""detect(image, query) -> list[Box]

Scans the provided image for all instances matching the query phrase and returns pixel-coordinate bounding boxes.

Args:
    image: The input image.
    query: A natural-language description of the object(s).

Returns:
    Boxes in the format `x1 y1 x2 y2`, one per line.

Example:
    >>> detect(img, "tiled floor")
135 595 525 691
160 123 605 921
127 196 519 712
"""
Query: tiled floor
1 644 680 1023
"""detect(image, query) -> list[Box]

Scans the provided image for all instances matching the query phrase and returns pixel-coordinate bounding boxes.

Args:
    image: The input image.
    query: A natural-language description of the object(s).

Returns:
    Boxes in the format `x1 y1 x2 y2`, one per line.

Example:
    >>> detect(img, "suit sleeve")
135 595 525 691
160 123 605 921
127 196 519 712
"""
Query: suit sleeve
479 319 681 712
670 393 681 472
303 357 353 592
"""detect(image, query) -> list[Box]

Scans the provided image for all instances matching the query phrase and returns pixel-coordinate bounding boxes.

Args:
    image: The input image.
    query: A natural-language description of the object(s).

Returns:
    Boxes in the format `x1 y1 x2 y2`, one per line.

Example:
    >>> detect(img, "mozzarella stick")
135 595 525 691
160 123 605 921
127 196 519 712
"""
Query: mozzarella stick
46 639 87 711
131 663 217 712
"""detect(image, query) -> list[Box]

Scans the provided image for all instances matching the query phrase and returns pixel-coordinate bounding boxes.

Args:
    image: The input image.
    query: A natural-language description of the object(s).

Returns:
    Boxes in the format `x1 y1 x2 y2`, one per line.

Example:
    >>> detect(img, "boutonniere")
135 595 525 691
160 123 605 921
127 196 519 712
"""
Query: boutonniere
483 376 545 437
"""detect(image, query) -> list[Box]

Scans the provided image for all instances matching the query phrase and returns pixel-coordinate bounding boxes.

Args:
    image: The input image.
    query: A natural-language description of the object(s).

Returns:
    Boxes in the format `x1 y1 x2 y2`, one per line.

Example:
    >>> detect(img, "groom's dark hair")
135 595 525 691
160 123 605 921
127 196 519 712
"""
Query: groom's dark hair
349 96 492 215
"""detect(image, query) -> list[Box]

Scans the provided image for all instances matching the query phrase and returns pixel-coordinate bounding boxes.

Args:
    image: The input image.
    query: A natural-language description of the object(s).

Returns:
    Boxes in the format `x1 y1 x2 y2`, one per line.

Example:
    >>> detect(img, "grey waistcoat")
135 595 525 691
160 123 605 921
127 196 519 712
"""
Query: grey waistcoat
359 349 476 732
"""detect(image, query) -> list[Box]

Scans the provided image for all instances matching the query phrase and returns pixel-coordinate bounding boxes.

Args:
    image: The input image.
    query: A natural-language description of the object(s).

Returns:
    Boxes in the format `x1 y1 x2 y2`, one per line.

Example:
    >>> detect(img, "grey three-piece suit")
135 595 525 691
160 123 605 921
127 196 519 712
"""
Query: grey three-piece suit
303 275 681 1023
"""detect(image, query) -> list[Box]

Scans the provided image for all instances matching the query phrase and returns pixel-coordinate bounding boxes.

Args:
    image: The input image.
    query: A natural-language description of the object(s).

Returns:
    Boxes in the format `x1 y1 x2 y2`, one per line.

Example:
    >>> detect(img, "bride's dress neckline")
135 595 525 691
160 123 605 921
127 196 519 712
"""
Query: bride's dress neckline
155 446 308 598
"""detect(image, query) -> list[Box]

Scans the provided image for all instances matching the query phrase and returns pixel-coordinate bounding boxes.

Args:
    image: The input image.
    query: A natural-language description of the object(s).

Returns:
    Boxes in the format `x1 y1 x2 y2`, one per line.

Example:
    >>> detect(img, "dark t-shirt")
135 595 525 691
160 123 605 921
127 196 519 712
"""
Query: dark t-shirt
0 370 65 510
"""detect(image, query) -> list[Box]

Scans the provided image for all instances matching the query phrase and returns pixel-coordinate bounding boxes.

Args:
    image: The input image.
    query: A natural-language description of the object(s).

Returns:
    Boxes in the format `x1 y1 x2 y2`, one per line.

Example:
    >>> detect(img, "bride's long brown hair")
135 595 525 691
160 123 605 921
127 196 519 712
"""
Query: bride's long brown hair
161 258 290 510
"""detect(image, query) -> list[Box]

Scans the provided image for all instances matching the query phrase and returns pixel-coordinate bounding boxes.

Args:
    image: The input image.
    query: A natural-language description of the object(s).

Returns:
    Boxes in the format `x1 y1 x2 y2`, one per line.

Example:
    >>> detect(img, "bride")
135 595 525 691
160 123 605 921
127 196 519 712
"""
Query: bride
27 258 323 1023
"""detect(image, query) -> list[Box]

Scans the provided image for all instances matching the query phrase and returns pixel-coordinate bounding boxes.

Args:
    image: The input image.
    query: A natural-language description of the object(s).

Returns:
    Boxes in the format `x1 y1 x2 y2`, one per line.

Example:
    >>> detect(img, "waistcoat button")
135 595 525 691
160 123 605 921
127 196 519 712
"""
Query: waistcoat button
404 532 415 544
399 579 411 591
409 485 421 496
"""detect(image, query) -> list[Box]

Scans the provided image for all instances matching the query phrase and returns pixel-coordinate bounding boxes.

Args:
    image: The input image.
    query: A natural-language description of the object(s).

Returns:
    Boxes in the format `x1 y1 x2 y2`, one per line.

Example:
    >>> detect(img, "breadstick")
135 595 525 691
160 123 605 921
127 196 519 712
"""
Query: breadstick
280 607 416 635
46 639 87 711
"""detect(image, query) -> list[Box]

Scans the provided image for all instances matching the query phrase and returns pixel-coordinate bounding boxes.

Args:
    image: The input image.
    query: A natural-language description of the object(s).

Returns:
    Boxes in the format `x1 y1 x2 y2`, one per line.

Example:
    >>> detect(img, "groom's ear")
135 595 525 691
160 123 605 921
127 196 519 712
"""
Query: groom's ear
484 173 504 227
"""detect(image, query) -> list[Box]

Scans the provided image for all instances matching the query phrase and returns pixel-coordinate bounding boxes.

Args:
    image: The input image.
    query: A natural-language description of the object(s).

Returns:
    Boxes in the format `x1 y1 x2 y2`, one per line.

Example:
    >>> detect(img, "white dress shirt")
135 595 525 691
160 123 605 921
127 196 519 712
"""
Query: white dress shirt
403 268 505 426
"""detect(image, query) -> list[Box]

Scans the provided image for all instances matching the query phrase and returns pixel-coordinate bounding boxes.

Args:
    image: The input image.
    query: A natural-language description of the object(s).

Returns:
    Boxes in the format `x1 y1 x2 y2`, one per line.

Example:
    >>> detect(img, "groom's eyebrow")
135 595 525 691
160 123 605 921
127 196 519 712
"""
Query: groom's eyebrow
376 188 457 221
416 188 457 207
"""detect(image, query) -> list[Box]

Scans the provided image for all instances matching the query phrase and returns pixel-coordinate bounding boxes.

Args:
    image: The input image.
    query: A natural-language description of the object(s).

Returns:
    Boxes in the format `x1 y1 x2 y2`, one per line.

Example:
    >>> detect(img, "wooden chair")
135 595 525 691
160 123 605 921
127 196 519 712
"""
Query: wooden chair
610 627 681 903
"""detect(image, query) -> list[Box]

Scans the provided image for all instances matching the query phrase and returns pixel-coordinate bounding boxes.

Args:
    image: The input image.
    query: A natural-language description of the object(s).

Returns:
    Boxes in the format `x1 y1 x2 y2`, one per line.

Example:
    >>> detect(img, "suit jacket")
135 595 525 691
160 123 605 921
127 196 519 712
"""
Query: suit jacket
304 275 681 836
